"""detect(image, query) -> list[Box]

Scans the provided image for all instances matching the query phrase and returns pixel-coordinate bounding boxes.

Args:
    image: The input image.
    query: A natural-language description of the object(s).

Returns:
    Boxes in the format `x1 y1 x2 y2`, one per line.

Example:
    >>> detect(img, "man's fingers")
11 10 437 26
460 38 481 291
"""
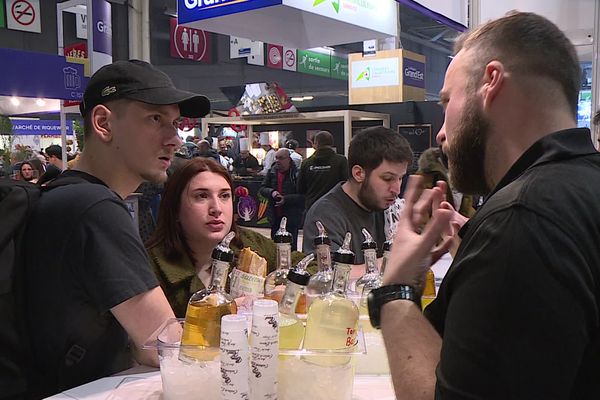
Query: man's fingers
421 208 453 251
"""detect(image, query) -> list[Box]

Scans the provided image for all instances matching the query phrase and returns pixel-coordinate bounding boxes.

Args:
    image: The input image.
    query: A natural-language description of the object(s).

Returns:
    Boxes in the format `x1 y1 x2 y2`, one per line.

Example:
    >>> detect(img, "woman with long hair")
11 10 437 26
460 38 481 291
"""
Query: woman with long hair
146 158 304 317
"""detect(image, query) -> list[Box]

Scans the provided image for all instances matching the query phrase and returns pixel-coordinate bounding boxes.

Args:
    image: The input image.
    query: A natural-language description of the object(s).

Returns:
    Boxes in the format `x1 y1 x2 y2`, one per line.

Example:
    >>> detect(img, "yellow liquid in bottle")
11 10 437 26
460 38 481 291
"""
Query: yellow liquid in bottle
279 314 304 349
303 295 359 366
180 294 237 361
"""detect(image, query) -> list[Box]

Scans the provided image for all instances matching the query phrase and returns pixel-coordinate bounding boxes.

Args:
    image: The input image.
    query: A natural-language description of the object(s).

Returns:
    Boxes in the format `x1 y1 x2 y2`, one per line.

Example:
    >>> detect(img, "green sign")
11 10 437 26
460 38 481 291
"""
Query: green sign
0 1 5 29
330 56 348 80
297 50 331 78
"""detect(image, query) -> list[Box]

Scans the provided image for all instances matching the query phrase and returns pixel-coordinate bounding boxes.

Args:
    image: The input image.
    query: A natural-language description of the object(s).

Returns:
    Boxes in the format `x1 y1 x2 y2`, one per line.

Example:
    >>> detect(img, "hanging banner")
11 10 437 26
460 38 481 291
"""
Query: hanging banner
6 0 41 33
0 48 88 101
170 17 212 62
177 0 397 49
297 49 330 78
75 12 87 39
11 119 74 136
92 0 111 55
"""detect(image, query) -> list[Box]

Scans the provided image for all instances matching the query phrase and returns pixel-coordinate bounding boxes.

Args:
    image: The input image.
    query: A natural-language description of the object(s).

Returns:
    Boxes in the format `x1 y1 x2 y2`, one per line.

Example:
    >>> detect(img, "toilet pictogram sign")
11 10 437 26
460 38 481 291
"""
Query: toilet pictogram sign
169 18 211 63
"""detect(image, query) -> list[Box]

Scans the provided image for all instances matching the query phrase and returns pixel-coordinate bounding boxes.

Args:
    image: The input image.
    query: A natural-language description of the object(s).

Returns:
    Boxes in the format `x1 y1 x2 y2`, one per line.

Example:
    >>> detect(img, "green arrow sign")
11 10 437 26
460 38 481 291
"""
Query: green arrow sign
330 56 348 80
297 50 331 78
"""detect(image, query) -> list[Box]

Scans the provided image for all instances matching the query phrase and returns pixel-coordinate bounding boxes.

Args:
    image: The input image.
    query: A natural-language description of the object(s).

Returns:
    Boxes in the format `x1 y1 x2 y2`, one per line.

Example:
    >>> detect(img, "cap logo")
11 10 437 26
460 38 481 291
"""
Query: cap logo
101 86 117 97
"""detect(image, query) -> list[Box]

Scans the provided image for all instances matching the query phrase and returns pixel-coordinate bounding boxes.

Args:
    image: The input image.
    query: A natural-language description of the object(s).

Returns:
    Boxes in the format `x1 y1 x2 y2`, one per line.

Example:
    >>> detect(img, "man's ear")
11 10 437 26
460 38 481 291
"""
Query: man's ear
352 165 366 183
90 105 113 143
481 60 505 110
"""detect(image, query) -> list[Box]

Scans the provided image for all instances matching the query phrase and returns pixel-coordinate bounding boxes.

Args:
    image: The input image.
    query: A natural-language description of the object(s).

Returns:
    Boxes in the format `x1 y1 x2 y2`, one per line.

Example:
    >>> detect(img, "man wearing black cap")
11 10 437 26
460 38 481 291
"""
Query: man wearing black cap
22 60 210 397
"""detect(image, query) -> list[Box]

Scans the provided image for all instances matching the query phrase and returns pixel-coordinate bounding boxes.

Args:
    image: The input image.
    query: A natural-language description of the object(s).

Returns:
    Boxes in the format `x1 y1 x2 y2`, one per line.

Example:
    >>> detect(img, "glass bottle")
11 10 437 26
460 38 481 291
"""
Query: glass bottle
305 221 333 306
180 232 238 362
264 216 293 302
279 253 313 349
421 268 436 310
379 239 392 277
354 228 382 298
303 233 359 366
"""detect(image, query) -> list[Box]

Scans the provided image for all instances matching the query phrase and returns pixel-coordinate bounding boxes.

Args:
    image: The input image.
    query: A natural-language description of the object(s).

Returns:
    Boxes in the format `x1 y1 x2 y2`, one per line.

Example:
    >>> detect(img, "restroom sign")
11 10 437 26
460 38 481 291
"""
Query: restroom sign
6 0 41 33
169 18 212 63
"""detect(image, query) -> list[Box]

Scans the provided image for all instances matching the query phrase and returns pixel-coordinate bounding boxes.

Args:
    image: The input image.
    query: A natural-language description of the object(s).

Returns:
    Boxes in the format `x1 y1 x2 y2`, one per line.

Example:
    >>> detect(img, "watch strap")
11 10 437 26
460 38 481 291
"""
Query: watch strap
367 284 420 329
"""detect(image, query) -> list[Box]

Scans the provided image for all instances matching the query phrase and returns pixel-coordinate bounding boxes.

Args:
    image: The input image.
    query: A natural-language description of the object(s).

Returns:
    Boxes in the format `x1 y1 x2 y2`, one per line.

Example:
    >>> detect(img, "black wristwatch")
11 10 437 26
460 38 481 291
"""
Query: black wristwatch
367 284 420 329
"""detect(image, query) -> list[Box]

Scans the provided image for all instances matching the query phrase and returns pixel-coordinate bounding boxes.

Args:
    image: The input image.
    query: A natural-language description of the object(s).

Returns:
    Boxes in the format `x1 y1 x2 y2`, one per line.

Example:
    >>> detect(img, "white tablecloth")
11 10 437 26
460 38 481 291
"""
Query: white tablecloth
45 370 395 400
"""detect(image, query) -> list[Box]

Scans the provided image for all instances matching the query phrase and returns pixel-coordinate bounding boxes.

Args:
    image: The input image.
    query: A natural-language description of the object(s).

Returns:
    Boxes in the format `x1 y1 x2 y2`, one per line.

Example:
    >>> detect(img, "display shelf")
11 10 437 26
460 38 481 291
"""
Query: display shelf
201 110 391 156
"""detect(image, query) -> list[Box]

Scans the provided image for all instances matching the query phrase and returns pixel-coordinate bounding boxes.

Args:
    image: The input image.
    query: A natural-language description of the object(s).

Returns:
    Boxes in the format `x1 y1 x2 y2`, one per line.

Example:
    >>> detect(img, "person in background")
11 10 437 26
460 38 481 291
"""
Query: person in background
23 59 211 397
218 138 234 171
232 138 260 176
196 139 221 163
303 126 412 264
285 139 302 169
17 161 37 182
259 148 304 251
38 145 64 185
298 130 348 211
258 132 276 175
378 12 600 399
146 158 305 317
416 147 477 218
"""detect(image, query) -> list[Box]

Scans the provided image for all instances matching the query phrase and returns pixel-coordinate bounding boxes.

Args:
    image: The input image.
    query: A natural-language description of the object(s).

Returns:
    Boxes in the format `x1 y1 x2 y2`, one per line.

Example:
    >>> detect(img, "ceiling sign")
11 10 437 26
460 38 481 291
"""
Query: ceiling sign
177 0 397 49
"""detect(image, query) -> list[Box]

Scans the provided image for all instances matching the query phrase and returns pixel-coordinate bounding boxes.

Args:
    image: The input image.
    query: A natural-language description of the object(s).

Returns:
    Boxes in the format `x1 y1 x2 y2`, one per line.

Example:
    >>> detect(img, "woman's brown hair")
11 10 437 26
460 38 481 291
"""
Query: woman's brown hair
146 158 240 262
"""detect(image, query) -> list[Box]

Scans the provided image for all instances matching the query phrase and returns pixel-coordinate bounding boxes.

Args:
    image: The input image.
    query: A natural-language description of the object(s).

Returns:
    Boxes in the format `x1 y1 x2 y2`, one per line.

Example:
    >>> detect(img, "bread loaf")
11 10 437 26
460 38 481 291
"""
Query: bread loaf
237 247 267 277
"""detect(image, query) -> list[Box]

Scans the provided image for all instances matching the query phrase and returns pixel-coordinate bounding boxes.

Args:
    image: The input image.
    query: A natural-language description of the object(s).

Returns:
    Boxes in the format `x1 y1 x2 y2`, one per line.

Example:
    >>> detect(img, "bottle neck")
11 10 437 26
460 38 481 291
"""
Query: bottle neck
316 244 332 272
380 250 391 276
331 263 352 295
209 259 230 291
276 243 292 270
279 281 303 316
363 249 378 274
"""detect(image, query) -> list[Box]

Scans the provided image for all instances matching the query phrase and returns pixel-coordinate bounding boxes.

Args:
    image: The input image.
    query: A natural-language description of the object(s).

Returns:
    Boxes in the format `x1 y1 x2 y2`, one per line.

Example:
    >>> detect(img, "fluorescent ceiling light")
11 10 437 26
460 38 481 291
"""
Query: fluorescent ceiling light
290 97 304 102
303 96 314 101
10 97 20 106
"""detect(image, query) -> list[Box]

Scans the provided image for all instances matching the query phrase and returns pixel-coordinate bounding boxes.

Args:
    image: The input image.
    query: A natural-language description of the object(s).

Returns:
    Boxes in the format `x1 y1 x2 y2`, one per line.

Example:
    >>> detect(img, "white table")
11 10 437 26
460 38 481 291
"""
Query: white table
45 368 396 400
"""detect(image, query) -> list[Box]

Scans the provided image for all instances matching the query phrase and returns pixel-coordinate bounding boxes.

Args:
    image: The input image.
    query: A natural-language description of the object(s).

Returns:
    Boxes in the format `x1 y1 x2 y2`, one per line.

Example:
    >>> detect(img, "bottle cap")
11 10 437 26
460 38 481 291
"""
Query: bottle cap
274 217 293 244
221 314 249 332
313 221 331 246
333 232 355 264
252 299 279 316
361 228 377 250
287 267 311 286
212 231 235 262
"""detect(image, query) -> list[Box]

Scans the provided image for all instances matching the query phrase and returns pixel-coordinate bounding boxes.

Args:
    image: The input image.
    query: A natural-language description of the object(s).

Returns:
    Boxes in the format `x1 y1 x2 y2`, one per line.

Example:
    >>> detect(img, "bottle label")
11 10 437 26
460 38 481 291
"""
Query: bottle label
230 269 266 298
345 327 357 347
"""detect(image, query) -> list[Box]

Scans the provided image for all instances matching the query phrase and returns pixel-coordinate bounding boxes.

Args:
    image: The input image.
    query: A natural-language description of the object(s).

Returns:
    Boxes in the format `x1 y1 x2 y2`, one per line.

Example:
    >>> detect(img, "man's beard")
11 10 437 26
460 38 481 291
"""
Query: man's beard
446 97 491 196
358 174 385 212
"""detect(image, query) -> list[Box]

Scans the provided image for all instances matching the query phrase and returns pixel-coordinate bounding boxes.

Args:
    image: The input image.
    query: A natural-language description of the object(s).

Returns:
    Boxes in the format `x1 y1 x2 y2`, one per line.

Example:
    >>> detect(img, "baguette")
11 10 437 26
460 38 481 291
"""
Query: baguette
237 247 267 277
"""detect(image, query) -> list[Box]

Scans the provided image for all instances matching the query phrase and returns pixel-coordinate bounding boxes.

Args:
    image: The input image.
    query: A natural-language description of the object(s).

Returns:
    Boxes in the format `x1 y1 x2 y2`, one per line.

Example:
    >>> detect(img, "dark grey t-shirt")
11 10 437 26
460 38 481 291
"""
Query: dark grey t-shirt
302 183 385 264
24 171 158 397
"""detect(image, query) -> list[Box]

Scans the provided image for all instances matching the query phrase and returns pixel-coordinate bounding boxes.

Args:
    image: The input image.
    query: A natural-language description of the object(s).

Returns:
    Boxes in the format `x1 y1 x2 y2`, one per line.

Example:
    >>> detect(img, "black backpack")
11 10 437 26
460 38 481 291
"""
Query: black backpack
0 177 86 400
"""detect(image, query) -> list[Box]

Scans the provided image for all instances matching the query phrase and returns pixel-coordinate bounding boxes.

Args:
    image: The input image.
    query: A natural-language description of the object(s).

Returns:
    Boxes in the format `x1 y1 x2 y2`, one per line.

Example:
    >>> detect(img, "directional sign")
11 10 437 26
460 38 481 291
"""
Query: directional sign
6 0 40 33
170 17 212 63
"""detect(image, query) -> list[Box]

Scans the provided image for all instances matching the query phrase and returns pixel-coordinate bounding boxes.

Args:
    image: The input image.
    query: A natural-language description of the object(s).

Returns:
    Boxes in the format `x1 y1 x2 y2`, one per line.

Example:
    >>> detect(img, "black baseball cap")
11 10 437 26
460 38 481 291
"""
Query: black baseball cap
80 60 211 118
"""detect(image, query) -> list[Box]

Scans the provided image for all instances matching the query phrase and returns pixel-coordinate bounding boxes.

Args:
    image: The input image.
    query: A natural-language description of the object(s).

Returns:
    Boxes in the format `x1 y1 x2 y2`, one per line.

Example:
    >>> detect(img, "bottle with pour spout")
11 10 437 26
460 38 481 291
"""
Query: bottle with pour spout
303 233 359 366
180 232 238 362
379 239 392 277
305 221 333 307
355 228 383 313
264 217 293 302
278 253 314 349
